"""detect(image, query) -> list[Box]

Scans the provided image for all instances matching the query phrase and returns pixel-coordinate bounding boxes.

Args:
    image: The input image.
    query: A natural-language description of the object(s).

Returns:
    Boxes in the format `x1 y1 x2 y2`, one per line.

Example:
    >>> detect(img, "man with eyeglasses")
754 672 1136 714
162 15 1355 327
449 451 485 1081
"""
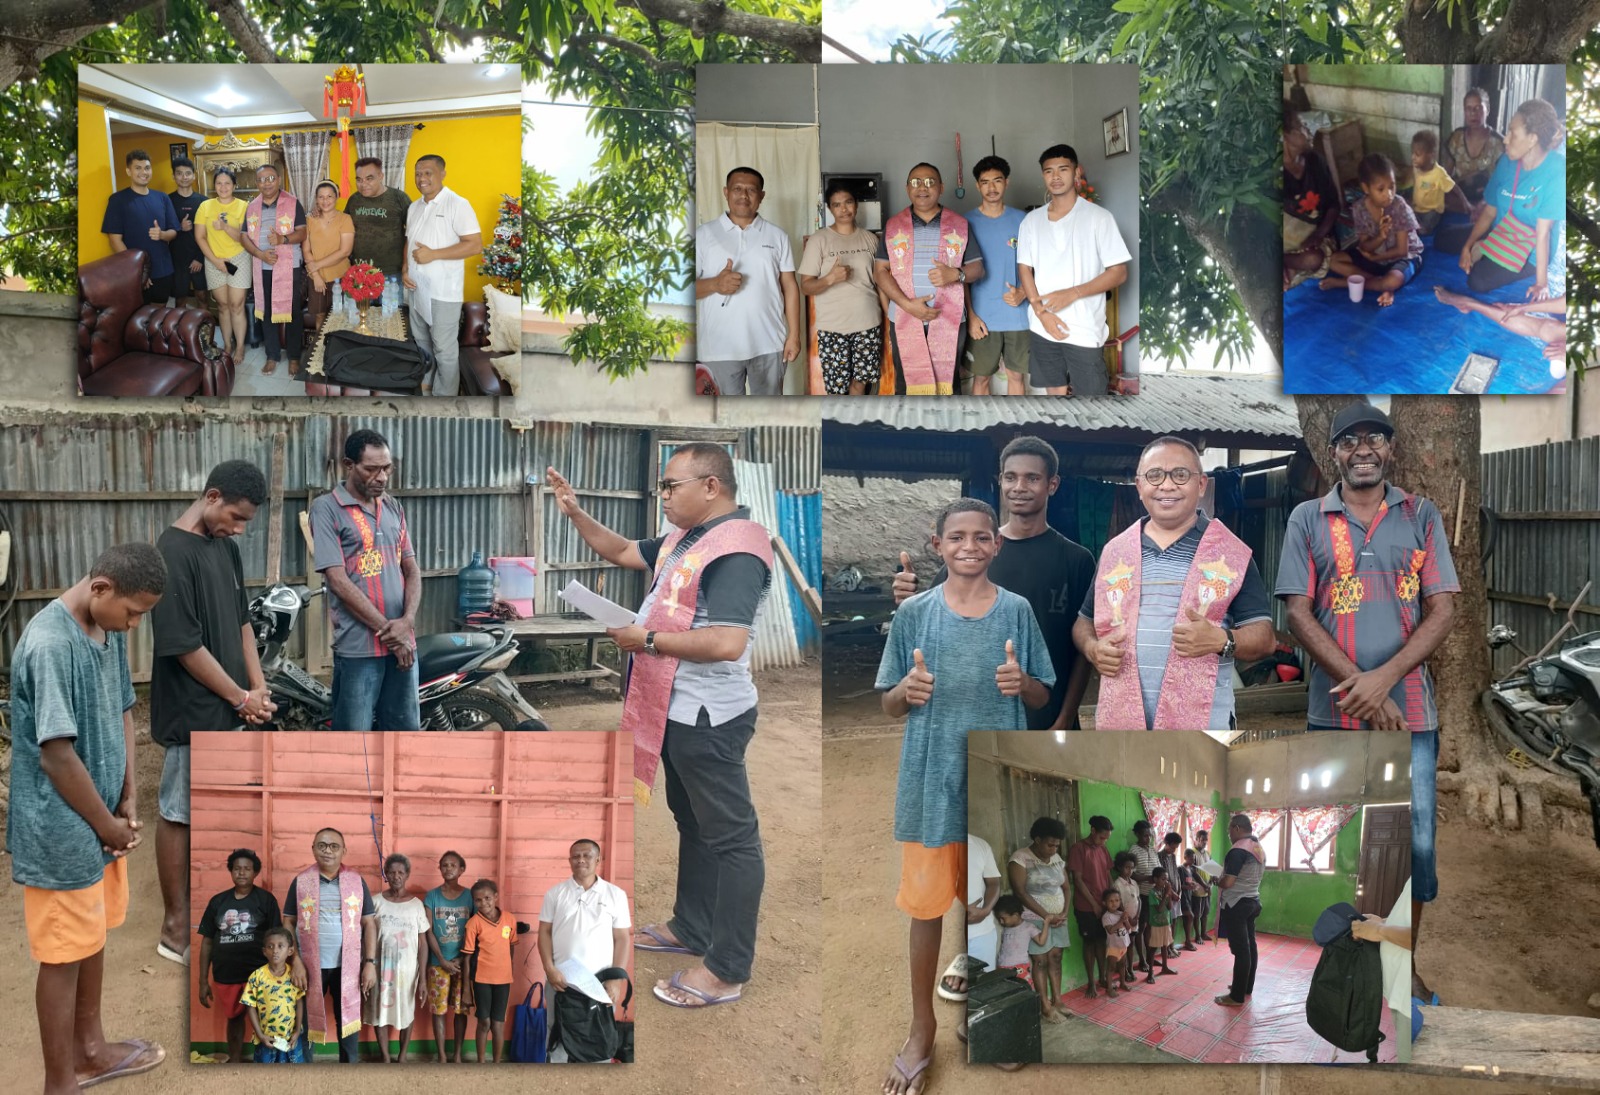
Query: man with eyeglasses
283 828 377 1061
544 444 773 1010
1276 401 1457 1003
1072 436 1275 730
695 166 801 395
873 163 985 395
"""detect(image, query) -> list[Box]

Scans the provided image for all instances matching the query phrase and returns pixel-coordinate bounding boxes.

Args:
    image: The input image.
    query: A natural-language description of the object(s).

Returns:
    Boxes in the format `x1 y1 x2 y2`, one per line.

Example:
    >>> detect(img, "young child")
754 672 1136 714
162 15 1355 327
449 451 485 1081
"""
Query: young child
8 545 168 1090
1144 868 1178 983
242 926 308 1062
991 894 1048 989
198 848 284 1065
1409 130 1472 235
461 878 520 1063
424 850 474 1063
876 498 1055 1093
1099 889 1135 995
1321 153 1424 307
1111 851 1143 979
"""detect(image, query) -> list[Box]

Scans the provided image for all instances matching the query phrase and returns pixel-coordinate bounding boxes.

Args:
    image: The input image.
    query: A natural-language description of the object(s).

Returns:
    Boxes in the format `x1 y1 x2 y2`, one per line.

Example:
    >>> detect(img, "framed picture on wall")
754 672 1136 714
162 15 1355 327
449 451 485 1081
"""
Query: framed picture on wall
168 141 188 166
1103 108 1129 157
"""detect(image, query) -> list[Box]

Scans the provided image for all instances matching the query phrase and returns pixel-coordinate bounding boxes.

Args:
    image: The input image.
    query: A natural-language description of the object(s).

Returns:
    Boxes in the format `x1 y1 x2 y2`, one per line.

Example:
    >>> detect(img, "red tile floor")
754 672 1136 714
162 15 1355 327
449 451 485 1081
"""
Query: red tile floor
1058 932 1398 1063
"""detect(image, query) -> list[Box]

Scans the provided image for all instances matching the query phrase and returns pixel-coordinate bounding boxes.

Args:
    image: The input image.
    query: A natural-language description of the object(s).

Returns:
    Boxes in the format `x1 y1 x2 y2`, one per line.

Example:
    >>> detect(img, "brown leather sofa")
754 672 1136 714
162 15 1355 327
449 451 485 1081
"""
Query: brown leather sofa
303 300 514 397
78 249 234 397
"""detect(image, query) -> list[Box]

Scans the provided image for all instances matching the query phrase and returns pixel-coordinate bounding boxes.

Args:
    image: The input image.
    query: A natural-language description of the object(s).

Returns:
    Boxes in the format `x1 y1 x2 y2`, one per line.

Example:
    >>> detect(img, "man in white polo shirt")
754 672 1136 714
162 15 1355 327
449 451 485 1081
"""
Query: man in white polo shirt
1016 143 1131 397
403 154 482 397
539 839 631 1003
695 166 801 395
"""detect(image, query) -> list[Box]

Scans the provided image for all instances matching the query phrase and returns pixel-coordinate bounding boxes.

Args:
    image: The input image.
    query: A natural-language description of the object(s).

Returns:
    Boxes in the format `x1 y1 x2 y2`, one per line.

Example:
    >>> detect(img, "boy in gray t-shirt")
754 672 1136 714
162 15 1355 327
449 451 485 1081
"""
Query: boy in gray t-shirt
875 499 1053 1089
8 545 168 1091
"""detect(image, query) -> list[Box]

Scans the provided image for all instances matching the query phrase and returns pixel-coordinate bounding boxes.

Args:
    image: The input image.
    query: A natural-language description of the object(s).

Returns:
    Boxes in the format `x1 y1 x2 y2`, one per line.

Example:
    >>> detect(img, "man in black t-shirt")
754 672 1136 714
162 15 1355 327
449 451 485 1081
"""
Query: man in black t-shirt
169 157 207 308
198 849 284 1063
894 435 1096 730
345 156 412 278
150 462 276 967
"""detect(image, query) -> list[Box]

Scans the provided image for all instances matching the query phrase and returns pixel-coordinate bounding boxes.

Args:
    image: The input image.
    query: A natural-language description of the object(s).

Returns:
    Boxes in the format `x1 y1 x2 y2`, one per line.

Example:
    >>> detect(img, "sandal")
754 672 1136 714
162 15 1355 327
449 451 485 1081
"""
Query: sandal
887 1041 932 1094
937 955 970 1001
78 1039 166 1089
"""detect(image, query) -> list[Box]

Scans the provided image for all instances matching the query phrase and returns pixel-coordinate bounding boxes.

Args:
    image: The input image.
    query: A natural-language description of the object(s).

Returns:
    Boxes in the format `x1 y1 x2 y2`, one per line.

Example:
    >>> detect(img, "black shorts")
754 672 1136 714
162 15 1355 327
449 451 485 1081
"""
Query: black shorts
1074 908 1106 943
171 256 207 296
1028 334 1107 393
142 273 176 306
474 981 511 1022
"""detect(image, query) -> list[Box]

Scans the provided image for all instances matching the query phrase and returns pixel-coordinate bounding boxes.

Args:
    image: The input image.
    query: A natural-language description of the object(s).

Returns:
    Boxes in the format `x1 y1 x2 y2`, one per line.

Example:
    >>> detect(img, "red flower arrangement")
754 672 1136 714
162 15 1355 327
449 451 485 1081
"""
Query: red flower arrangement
340 262 385 303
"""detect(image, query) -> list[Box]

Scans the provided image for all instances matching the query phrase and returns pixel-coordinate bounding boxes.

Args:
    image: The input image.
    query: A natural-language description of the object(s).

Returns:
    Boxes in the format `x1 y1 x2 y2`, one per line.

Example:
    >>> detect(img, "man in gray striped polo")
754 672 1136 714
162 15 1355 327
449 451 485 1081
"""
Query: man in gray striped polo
1214 813 1266 1007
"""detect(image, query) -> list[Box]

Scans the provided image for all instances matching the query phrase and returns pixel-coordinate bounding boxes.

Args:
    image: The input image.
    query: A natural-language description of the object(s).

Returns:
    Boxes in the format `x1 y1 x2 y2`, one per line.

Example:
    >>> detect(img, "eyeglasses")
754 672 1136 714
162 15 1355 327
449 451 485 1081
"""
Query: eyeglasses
1333 431 1391 453
313 842 343 853
658 474 712 495
1141 467 1197 486
727 185 761 196
908 177 941 190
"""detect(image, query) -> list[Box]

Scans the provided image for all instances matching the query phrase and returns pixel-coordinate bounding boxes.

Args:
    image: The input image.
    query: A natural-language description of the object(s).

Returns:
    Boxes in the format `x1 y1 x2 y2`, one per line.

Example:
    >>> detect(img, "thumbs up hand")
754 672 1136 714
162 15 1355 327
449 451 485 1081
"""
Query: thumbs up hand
148 219 162 241
1002 280 1026 307
995 638 1026 696
1171 605 1223 658
180 213 193 232
892 550 919 605
904 648 935 707
713 257 744 295
1091 627 1126 677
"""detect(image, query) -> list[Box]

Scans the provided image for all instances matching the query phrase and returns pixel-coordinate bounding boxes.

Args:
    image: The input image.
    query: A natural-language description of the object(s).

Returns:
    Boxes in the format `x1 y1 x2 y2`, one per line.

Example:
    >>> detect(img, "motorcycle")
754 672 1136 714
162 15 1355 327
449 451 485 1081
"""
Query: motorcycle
250 582 549 731
1483 579 1600 847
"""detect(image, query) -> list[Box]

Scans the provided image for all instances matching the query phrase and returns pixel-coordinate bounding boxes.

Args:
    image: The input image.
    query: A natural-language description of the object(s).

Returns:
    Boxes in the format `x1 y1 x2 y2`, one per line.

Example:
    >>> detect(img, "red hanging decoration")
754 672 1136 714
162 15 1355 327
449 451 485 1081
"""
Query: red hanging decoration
323 65 367 198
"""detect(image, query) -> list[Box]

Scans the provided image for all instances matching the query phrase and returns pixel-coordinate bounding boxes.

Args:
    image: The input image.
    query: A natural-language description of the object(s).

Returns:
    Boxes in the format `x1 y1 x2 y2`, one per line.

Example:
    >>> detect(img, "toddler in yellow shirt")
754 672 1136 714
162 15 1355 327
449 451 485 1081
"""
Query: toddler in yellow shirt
1410 130 1472 235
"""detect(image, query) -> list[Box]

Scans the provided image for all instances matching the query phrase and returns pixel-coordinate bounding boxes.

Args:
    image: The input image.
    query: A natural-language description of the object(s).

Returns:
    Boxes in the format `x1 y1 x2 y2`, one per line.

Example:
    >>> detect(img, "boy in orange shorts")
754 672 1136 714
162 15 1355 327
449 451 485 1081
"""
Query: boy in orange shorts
6 545 169 1092
875 500 1054 1093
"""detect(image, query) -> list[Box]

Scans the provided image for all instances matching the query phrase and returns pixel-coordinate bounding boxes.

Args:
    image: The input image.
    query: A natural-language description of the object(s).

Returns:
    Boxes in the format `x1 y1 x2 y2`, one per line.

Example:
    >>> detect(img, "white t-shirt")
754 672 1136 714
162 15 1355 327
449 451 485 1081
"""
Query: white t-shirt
695 212 794 360
405 186 480 309
1016 198 1132 349
539 875 632 976
967 834 1001 940
1378 878 1412 1017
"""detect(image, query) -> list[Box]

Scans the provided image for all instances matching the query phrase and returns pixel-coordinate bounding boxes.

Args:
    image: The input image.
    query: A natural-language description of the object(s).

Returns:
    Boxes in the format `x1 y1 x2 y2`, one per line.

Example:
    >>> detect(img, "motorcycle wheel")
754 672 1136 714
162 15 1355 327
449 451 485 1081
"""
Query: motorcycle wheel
1482 690 1571 777
434 692 524 731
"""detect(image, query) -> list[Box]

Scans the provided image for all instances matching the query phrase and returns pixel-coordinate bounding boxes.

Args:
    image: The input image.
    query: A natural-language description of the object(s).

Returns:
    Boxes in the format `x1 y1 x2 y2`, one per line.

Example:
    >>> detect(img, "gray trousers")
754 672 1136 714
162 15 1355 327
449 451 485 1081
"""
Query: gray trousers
703 353 785 396
411 298 464 396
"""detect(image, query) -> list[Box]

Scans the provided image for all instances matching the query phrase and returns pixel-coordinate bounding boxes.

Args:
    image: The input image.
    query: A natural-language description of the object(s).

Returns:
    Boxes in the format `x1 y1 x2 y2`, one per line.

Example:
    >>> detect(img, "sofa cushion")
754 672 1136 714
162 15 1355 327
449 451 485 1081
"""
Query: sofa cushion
79 353 206 397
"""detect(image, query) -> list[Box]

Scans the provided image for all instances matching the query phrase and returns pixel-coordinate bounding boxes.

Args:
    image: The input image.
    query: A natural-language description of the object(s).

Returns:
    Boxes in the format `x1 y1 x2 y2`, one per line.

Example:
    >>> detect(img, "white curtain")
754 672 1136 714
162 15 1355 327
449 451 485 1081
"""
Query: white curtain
357 124 415 191
280 130 328 199
1497 66 1538 128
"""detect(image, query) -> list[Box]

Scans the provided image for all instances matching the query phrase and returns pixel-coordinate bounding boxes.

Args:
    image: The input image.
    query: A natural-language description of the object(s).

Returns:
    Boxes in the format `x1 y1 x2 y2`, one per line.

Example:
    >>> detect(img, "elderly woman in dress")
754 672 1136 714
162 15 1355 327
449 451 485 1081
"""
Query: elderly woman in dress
365 853 431 1063
1283 105 1341 289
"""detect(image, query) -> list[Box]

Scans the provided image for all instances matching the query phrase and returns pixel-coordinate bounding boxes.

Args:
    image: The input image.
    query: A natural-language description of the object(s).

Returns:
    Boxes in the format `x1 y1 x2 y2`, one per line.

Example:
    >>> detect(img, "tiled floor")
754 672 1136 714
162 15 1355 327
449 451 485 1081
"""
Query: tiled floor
1057 932 1398 1064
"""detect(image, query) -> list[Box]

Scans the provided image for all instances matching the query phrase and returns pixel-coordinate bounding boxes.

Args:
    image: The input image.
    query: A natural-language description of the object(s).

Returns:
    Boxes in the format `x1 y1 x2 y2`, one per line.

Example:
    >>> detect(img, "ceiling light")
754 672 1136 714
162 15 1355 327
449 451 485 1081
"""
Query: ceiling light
207 86 246 109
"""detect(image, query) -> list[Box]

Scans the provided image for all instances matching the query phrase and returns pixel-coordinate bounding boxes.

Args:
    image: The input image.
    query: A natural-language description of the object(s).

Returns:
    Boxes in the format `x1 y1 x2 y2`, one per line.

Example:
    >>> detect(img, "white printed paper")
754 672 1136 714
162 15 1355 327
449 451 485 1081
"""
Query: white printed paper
557 958 613 1004
558 579 637 629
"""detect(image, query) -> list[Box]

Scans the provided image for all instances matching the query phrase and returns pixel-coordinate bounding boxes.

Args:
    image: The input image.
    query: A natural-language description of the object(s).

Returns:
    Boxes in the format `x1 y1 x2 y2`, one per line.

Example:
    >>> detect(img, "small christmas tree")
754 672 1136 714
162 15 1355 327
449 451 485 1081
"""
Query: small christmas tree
477 193 523 293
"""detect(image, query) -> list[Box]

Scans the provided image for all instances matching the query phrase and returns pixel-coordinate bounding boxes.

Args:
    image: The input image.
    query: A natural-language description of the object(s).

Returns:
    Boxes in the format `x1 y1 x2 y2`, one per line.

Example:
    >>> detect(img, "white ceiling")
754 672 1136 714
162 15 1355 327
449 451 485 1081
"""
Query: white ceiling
83 63 520 135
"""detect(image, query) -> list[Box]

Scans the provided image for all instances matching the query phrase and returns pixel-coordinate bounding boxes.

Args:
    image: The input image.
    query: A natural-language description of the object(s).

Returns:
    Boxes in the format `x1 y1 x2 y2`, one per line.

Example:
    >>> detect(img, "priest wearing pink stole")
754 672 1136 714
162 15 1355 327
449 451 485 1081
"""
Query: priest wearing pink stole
282 827 376 1061
1214 814 1267 1007
544 443 773 1012
1071 437 1275 730
871 163 985 395
237 163 306 377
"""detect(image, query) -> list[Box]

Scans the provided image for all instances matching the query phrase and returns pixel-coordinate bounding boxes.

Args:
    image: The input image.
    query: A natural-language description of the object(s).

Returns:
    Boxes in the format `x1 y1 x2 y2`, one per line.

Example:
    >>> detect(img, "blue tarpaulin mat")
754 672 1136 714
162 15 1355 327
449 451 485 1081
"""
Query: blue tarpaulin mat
1284 222 1565 395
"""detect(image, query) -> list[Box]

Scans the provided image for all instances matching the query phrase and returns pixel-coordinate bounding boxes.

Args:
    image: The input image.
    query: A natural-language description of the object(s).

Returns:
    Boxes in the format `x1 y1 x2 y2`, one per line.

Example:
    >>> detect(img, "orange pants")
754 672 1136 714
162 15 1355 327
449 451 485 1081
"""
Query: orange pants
24 858 129 964
896 841 965 920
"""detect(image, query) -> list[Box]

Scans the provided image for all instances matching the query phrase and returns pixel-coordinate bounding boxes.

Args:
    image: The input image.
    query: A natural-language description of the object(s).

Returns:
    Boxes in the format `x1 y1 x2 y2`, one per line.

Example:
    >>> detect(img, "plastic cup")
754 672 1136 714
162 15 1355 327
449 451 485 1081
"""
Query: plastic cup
1347 275 1365 303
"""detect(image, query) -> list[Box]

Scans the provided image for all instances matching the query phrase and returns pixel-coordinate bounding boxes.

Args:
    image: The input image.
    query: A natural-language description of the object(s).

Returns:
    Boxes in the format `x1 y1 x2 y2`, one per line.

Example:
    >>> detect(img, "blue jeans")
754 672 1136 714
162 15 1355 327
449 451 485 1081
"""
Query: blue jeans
330 653 420 730
1412 730 1438 902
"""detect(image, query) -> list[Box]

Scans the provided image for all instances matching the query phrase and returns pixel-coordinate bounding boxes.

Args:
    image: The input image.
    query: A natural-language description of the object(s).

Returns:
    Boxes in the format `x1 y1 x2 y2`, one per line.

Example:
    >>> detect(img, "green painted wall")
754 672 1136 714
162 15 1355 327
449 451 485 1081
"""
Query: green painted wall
1217 799 1361 938
1304 64 1444 95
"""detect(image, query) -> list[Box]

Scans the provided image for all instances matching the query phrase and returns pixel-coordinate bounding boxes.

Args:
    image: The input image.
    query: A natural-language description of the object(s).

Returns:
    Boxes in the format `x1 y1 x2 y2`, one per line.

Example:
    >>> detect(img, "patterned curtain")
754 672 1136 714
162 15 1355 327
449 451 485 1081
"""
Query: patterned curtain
280 130 329 199
1242 808 1285 840
1289 804 1360 862
1185 802 1217 844
1139 793 1185 839
356 124 416 191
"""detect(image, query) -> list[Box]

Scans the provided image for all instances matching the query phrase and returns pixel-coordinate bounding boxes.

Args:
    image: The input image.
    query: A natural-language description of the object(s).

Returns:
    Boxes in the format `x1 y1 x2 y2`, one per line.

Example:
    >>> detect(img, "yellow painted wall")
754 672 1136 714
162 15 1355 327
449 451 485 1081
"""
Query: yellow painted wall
77 100 115 264
110 129 179 196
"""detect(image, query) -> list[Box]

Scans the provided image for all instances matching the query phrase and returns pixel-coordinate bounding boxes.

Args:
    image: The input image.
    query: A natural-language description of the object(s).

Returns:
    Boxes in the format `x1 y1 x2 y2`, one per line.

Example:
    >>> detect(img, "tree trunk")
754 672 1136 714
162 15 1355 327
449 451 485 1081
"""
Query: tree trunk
1157 186 1284 363
1399 0 1480 62
1475 0 1600 63
0 0 156 92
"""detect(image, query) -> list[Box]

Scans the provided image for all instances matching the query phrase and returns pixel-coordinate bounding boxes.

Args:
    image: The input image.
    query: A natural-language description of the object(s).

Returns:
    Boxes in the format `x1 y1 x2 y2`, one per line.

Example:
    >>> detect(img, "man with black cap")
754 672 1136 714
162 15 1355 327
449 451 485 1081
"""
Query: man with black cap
1274 399 1458 1000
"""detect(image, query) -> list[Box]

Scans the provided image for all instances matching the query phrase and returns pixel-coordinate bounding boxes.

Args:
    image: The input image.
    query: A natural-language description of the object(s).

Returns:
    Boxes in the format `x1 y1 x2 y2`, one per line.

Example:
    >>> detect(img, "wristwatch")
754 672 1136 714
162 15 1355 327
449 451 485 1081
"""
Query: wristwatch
644 630 658 656
1220 628 1237 660
956 268 967 284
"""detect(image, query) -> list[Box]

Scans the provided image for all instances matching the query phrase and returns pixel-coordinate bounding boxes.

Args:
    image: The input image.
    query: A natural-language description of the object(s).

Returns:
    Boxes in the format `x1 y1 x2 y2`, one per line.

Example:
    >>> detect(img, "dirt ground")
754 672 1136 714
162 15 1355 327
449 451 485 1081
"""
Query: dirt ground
0 662 820 1092
823 733 1600 1095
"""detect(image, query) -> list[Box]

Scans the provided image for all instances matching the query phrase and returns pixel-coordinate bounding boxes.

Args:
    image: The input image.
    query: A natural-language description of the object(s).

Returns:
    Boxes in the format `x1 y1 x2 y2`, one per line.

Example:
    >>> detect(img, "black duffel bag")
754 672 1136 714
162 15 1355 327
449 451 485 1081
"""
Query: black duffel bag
549 966 633 1062
321 328 429 391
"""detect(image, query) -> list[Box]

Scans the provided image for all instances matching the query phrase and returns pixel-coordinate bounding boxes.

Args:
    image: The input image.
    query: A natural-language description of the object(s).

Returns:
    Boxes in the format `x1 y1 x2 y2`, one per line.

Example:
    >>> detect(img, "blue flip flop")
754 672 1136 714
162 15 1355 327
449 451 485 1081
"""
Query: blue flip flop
652 970 742 1008
635 923 699 955
78 1039 166 1089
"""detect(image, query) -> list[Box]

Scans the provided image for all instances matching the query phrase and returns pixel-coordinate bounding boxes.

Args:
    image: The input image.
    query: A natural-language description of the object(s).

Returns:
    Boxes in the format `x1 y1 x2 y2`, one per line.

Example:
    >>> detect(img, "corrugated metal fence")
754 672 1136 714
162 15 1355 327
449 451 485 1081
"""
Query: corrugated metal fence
0 415 820 678
187 730 632 1054
1482 436 1600 675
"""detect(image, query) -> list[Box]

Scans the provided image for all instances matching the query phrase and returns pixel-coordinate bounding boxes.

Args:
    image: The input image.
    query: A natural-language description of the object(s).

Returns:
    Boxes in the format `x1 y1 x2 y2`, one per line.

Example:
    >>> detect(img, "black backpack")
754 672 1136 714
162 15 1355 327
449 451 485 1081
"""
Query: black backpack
549 967 632 1063
321 328 429 391
1305 905 1387 1062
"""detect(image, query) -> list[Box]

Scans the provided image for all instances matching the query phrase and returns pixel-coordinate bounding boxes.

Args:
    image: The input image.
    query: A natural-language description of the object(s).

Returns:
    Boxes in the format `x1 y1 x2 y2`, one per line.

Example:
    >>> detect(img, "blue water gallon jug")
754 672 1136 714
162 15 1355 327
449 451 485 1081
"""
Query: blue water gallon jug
457 550 497 617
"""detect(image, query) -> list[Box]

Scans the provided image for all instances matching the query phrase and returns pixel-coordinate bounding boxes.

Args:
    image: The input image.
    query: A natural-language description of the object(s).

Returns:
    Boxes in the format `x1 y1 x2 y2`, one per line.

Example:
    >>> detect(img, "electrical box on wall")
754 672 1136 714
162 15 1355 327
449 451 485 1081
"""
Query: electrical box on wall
823 172 884 230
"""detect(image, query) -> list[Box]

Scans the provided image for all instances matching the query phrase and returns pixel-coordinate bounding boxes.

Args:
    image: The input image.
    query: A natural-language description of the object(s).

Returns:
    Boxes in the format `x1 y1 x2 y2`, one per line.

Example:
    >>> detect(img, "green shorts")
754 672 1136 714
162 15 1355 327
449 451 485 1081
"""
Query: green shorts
965 328 1030 378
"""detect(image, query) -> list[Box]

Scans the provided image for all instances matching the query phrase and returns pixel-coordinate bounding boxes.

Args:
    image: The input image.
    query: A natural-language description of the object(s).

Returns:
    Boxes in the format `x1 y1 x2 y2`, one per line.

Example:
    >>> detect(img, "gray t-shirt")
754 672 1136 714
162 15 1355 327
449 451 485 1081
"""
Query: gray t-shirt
6 599 135 890
309 485 415 658
878 585 1053 847
1221 845 1264 907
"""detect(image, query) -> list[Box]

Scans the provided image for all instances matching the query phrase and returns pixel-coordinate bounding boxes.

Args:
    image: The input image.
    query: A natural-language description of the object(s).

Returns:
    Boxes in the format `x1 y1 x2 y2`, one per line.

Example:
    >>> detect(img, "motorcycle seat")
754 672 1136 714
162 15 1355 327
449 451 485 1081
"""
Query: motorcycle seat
416 631 497 678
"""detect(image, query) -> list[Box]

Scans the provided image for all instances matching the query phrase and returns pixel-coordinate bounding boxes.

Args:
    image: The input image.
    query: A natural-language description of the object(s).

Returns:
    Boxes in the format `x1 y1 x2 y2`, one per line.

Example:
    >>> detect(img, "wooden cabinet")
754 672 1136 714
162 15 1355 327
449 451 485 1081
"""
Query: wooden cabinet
190 130 287 202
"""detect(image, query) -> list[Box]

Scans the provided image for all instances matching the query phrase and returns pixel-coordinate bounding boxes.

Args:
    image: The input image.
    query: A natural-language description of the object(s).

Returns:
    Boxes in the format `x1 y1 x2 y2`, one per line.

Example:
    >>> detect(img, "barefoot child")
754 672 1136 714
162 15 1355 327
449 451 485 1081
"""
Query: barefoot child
877 498 1055 1094
1100 889 1135 995
1409 130 1471 235
8 545 169 1092
462 878 520 1063
198 849 284 1064
242 927 308 1062
1111 852 1142 980
1145 869 1178 982
424 850 475 1063
992 894 1048 988
1321 154 1423 307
